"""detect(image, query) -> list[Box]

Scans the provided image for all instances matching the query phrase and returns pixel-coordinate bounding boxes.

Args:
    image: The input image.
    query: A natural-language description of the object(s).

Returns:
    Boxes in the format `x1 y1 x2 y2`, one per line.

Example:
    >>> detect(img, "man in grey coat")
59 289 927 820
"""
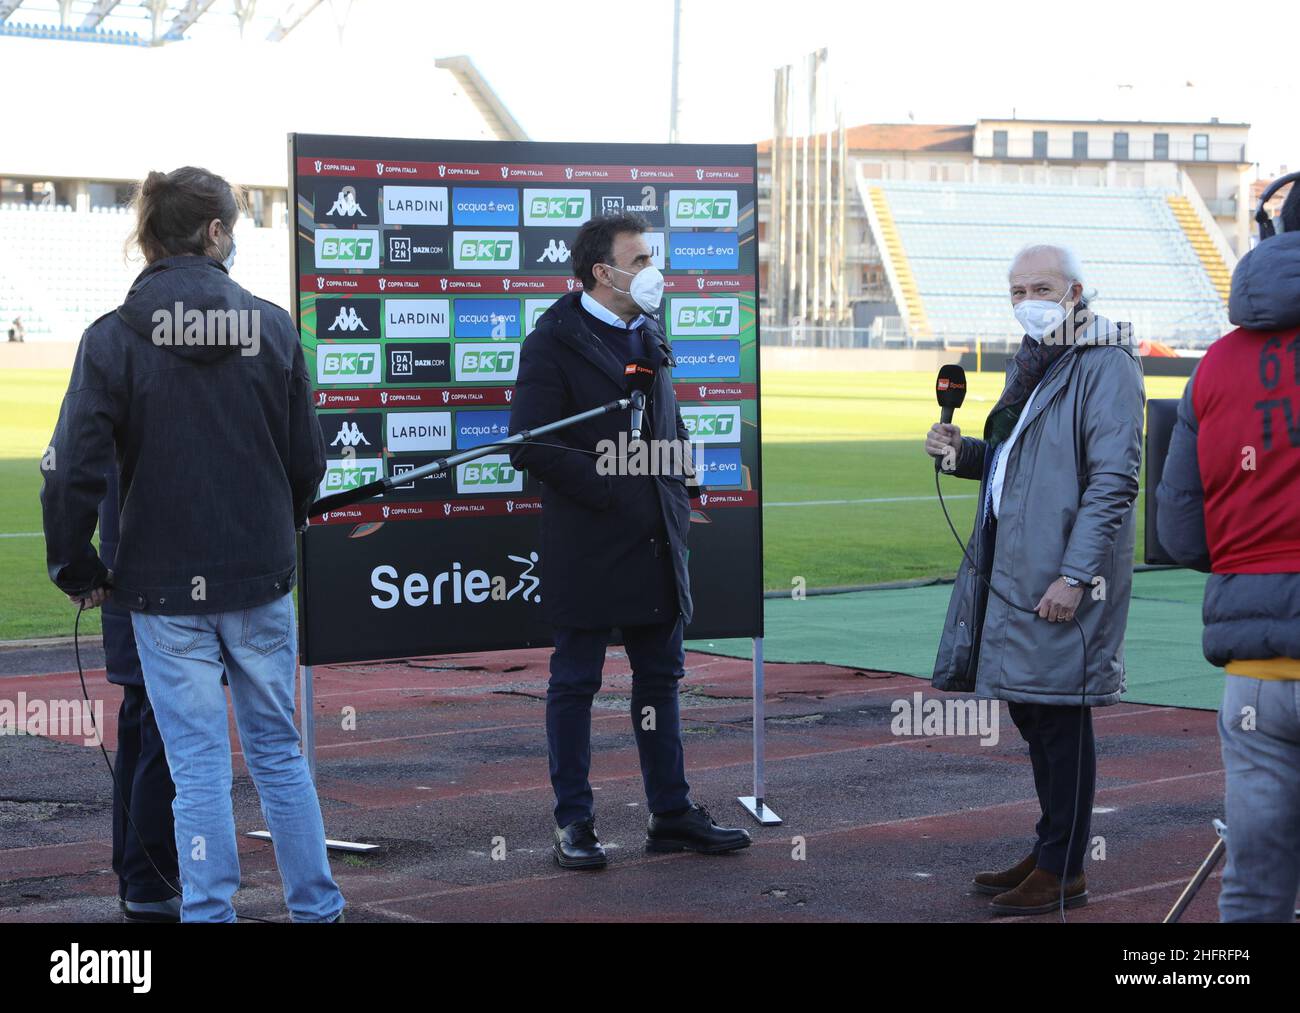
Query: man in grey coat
925 244 1145 915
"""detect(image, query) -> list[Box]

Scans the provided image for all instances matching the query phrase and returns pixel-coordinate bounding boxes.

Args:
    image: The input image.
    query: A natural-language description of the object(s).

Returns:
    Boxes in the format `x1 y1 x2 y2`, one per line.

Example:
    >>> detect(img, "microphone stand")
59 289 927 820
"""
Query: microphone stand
308 395 633 516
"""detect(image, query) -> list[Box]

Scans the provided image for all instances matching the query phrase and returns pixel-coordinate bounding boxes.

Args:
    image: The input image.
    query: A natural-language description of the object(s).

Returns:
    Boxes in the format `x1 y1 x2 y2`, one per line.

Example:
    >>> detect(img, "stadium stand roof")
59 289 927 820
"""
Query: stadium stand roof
758 124 974 155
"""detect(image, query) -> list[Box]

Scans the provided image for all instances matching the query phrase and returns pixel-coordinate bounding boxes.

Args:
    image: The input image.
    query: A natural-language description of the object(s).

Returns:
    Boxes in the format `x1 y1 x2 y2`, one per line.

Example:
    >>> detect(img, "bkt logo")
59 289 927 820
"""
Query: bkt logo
523 189 591 226
452 231 520 270
319 458 382 497
671 297 741 336
317 344 381 384
457 455 523 494
314 229 380 269
455 343 520 382
667 190 739 228
680 404 742 445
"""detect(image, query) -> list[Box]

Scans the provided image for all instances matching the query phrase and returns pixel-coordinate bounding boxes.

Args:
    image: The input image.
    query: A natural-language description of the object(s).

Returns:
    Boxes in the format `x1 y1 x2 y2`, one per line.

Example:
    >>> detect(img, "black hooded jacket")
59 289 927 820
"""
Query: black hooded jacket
41 255 325 615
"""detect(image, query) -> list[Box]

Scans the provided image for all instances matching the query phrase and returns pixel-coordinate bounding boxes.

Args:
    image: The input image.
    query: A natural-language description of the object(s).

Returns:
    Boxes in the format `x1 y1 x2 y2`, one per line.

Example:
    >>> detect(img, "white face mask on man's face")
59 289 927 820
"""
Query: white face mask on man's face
1013 284 1074 340
606 264 664 314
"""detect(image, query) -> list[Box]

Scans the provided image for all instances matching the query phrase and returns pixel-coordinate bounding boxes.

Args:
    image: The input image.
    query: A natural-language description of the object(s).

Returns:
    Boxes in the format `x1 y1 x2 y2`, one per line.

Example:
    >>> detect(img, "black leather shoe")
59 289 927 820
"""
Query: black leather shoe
646 803 752 855
553 819 607 870
119 897 181 923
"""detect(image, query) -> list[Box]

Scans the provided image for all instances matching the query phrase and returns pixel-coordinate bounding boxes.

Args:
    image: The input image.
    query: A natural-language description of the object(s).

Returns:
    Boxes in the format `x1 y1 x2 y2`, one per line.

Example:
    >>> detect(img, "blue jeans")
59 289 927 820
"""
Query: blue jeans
131 593 343 923
547 619 692 828
1219 676 1300 923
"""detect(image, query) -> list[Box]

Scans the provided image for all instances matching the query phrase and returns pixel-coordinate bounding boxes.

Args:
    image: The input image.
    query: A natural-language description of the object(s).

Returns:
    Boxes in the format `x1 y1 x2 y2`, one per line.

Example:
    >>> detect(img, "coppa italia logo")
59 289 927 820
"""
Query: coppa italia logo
680 404 742 444
455 343 520 382
317 344 381 384
667 190 739 228
523 188 591 226
457 454 523 494
319 458 383 497
314 229 380 269
671 297 741 336
452 231 520 270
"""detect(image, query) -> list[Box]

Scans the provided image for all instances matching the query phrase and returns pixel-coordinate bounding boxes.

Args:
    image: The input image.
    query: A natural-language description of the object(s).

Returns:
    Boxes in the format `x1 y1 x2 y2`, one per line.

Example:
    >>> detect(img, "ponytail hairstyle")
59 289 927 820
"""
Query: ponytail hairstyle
126 166 247 264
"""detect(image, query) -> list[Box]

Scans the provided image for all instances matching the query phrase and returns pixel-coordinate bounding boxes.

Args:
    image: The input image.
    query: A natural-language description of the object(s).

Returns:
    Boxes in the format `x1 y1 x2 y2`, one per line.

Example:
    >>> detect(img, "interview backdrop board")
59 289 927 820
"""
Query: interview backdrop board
289 133 763 666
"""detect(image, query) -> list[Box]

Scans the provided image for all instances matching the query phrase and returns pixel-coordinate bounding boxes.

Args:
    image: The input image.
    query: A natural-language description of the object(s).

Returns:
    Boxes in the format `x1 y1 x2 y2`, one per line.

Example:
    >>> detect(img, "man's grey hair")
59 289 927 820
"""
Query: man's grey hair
1008 243 1095 300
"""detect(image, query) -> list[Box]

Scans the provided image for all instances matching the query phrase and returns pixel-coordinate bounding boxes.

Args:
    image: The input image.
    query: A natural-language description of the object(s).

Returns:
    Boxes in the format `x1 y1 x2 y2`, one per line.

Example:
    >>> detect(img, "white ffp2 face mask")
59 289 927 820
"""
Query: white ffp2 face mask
607 264 664 314
1013 286 1073 340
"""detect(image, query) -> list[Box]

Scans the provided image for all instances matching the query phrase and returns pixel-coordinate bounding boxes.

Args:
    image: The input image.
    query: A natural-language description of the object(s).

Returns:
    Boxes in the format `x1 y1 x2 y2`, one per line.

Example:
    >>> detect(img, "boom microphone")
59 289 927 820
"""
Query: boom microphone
624 358 656 440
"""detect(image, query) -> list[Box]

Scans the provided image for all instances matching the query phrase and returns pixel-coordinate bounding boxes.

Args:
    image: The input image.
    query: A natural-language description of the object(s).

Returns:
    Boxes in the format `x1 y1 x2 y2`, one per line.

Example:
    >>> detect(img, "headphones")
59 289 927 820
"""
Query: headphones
1254 170 1300 242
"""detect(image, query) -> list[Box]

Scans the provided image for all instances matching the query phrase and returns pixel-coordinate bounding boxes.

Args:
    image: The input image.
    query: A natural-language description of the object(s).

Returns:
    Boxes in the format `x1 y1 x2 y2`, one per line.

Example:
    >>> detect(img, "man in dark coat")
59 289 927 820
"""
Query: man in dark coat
508 212 751 869
1157 179 1300 922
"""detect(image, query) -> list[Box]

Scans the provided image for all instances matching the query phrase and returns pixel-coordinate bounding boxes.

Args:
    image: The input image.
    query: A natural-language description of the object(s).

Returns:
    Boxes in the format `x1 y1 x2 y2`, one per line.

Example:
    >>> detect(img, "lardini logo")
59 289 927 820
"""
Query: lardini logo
438 165 447 178
500 166 510 179
440 278 449 291
443 503 452 517
314 160 322 173
376 162 384 175
565 168 574 180
441 390 451 404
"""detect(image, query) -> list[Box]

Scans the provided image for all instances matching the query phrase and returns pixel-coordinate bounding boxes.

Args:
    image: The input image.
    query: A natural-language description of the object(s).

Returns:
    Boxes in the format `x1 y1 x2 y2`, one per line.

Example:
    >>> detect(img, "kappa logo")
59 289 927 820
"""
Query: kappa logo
327 185 367 217
440 278 449 291
696 169 705 180
565 168 574 179
314 160 322 173
328 306 369 332
380 391 389 405
443 503 452 517
438 165 447 178
535 239 571 264
500 166 510 179
697 278 706 290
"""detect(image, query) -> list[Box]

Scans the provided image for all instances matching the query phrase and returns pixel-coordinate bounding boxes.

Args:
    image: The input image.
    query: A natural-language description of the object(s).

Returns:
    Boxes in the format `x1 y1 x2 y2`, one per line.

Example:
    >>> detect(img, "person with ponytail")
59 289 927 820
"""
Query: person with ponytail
41 166 342 923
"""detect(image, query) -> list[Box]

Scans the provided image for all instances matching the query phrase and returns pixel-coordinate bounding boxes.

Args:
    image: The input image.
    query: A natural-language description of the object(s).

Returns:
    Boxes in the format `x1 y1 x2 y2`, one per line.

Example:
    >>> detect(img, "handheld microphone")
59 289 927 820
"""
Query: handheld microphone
624 358 656 439
934 364 967 472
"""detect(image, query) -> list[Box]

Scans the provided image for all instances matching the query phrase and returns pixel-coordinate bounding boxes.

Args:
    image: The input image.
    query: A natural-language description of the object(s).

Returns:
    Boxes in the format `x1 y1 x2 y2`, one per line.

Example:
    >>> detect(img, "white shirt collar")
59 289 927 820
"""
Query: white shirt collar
580 290 645 331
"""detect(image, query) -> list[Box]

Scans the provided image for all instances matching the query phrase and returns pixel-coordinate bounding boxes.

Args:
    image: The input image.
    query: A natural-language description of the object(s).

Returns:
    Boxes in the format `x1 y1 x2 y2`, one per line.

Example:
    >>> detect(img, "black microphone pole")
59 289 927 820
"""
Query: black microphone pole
308 395 633 516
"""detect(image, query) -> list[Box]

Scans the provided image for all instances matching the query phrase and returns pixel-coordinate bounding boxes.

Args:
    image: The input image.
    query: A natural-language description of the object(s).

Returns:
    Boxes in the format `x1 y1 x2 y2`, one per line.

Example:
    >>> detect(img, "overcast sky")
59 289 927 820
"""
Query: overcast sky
275 0 1294 177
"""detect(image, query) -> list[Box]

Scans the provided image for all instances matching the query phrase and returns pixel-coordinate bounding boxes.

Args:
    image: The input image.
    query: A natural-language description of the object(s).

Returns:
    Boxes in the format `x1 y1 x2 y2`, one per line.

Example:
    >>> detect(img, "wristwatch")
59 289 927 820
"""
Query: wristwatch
1059 574 1082 588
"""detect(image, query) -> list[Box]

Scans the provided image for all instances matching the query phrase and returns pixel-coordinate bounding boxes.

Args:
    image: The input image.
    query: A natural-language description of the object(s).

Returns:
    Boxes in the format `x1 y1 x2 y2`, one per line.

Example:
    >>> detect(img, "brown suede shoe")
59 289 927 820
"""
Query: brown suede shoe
990 868 1087 915
972 853 1037 896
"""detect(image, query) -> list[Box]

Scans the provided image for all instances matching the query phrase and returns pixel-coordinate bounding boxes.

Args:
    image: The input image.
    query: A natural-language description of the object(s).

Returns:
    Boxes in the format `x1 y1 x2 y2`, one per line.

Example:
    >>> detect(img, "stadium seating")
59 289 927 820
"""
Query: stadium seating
863 180 1231 346
0 204 290 340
